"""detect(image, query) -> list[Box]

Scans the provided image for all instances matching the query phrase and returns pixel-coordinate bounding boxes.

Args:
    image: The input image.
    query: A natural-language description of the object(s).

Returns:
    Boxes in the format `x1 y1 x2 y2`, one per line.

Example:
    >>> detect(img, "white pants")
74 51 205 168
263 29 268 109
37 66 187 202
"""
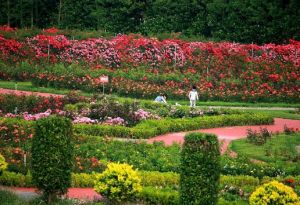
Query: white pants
190 100 196 107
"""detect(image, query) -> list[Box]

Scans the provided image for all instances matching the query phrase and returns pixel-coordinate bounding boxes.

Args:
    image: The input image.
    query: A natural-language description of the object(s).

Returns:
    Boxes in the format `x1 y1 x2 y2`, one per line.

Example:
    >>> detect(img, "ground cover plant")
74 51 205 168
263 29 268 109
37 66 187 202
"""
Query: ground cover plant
230 131 300 176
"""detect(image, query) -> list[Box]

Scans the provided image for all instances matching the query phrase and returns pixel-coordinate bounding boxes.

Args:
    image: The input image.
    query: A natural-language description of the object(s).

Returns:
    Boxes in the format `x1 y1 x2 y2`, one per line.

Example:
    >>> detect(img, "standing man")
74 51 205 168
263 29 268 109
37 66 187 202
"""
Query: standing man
188 86 199 107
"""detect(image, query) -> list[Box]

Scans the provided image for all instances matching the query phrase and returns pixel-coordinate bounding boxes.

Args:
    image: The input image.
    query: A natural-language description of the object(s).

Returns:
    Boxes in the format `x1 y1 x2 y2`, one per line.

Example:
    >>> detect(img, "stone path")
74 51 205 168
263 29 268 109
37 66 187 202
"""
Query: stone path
6 187 101 201
147 118 300 154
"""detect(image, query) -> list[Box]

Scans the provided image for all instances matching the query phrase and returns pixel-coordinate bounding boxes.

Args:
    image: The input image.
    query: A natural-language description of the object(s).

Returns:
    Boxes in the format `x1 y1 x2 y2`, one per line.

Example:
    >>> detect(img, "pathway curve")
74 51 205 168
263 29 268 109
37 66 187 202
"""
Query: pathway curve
147 118 300 154
0 88 64 98
5 187 101 201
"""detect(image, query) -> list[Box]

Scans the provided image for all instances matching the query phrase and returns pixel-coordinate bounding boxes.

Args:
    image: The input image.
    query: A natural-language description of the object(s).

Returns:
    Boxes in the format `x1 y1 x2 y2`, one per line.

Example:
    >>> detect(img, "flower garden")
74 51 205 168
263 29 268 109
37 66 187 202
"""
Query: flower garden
0 26 300 205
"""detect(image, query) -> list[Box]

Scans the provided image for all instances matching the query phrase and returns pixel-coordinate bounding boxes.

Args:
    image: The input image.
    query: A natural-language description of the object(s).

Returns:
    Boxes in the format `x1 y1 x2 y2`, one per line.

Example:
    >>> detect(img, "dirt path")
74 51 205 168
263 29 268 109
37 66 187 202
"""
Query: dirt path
148 118 300 154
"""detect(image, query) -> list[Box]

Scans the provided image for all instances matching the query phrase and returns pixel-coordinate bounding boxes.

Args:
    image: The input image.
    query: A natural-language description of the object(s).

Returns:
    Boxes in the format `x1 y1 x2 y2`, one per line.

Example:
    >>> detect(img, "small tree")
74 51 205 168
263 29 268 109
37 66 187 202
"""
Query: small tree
31 116 73 203
180 132 220 205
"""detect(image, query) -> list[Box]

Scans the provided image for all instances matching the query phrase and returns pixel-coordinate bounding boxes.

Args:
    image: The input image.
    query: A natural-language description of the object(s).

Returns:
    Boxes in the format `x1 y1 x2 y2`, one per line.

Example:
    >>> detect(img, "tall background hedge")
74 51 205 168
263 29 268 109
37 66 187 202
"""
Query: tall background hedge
31 116 74 202
180 132 220 205
1 0 299 44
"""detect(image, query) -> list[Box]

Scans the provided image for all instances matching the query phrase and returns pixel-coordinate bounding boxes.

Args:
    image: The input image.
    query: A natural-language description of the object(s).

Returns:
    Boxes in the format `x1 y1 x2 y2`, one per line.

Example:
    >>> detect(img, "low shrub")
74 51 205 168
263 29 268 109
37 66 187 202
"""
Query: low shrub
246 127 272 145
0 171 32 187
140 186 179 205
139 171 179 189
94 162 142 203
249 181 299 205
180 132 221 205
75 113 273 139
0 154 7 174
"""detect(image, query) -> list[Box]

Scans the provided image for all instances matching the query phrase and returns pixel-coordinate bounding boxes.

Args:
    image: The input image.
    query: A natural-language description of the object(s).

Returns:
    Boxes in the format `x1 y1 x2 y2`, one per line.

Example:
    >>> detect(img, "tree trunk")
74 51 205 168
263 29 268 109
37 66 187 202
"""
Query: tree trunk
58 0 62 26
7 0 10 26
20 0 23 27
31 0 34 28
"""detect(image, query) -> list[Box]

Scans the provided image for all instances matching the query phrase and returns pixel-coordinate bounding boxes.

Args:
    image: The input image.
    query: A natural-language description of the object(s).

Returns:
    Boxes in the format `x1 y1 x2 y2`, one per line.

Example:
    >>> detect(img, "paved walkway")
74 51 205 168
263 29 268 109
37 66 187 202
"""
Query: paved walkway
6 187 101 201
0 88 64 98
148 118 300 154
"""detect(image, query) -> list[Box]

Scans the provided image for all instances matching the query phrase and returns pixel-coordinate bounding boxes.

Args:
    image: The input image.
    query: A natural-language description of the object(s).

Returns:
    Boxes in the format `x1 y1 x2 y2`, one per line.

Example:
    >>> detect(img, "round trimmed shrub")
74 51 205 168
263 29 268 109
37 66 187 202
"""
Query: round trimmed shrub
180 132 220 205
31 116 74 203
249 181 299 205
0 154 8 175
94 162 142 203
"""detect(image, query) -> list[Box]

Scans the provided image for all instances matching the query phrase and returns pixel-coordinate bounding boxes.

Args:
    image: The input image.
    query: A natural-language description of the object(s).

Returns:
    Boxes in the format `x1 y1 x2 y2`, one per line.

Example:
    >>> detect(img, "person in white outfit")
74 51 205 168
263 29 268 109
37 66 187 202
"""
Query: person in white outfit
189 86 199 107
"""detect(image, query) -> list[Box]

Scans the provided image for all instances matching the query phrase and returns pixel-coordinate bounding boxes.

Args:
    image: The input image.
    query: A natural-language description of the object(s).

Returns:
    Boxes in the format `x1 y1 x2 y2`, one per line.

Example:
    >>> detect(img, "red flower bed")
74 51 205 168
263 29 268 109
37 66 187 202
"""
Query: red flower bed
0 31 299 102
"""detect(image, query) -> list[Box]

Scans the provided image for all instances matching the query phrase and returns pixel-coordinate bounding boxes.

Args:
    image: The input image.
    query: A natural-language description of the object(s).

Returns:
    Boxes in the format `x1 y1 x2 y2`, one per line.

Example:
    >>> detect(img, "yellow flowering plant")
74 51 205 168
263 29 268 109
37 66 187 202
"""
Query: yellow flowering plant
0 154 7 174
94 162 142 203
249 181 299 205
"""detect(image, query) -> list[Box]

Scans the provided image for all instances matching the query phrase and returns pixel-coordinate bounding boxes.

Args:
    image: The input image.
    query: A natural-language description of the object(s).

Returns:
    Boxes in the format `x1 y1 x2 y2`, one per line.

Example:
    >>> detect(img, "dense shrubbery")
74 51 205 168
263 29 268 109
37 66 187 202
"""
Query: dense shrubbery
180 132 220 205
31 116 74 202
94 162 142 203
249 181 299 205
0 93 65 114
75 113 273 139
0 31 299 102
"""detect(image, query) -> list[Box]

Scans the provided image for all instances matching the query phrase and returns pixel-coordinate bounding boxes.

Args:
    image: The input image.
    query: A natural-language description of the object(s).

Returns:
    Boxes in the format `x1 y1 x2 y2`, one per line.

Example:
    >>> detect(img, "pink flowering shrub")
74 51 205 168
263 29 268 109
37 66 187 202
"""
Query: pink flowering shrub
73 116 97 124
23 109 52 121
103 117 126 126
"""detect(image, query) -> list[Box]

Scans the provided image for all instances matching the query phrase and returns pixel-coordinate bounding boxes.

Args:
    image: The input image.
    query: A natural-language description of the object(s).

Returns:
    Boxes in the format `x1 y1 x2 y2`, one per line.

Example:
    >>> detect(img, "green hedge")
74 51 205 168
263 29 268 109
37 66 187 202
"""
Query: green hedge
31 116 74 202
74 113 274 139
180 132 221 205
140 186 179 205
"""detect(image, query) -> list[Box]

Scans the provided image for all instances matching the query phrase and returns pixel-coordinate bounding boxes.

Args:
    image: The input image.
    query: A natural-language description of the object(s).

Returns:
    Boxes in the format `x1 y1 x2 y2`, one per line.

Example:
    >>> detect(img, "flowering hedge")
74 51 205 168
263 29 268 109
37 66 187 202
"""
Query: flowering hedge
0 33 299 102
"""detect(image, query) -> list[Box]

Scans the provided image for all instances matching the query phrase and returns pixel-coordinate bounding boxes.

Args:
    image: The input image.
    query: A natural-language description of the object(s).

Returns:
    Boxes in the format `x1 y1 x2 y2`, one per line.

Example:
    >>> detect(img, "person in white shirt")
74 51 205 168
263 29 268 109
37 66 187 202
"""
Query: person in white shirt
188 86 199 107
154 93 167 104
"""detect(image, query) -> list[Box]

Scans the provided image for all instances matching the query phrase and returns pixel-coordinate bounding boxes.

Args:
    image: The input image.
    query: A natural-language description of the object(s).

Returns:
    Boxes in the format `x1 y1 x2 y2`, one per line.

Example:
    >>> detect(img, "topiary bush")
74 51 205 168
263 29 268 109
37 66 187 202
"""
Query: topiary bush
0 154 7 175
94 162 142 203
31 116 74 203
180 132 221 205
249 181 299 205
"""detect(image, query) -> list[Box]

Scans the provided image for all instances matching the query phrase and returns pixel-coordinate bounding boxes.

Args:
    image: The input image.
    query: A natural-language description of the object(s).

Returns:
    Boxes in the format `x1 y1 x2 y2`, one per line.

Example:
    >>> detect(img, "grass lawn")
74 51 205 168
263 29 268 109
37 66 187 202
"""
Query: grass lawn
1 80 300 108
230 132 300 163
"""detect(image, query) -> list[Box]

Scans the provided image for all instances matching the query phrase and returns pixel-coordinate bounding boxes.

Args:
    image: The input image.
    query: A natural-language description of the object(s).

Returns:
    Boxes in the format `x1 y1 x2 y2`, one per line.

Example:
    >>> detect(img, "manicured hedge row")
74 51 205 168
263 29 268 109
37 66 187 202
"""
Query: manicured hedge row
74 113 274 139
0 170 281 190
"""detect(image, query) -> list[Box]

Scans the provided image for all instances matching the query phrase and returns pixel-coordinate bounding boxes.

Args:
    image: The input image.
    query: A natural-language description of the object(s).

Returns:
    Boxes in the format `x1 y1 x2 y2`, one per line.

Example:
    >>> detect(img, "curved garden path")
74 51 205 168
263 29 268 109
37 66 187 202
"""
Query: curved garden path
4 187 101 201
0 88 64 98
1 88 300 200
148 118 300 154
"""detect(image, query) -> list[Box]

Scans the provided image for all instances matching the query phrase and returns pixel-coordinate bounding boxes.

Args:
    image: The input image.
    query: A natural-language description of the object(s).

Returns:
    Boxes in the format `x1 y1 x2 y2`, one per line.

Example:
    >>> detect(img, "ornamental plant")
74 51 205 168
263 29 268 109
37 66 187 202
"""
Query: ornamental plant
0 154 7 175
31 116 74 203
94 162 142 203
180 132 221 205
249 181 299 205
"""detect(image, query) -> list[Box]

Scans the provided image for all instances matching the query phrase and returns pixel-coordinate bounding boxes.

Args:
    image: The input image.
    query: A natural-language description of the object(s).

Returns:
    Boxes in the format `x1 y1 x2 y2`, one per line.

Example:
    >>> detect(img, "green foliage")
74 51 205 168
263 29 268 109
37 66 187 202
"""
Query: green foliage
180 132 221 205
94 162 142 203
0 171 32 187
139 171 179 189
231 132 300 175
140 186 179 205
246 127 272 145
75 135 181 173
0 154 8 174
75 113 273 139
1 1 299 43
249 181 299 205
31 116 74 202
